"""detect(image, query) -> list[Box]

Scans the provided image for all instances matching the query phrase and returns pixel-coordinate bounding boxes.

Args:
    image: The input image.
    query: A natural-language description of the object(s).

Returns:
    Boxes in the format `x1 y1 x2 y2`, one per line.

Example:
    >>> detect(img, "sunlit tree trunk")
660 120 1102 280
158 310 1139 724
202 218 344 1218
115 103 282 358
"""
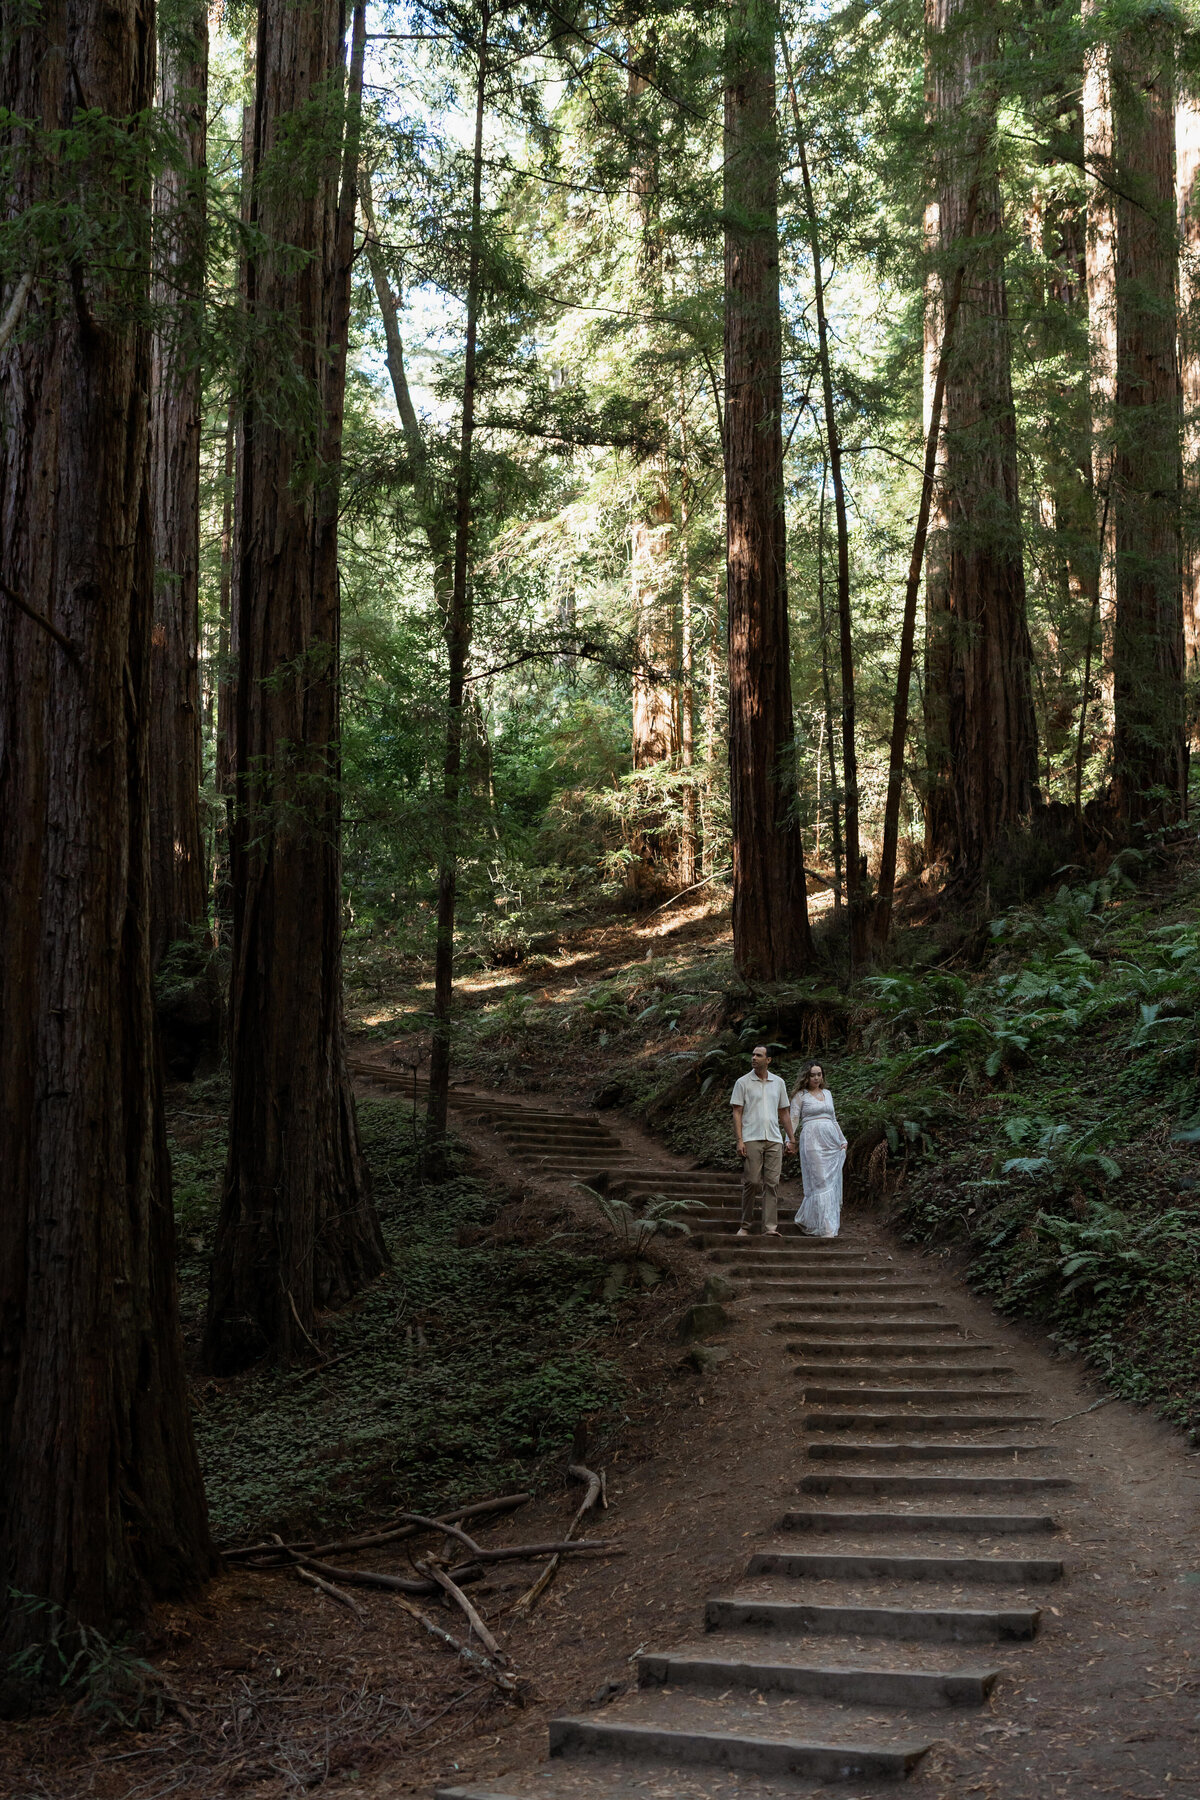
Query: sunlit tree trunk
149 1 209 968
0 0 214 1671
922 0 1039 887
1177 93 1200 726
626 59 677 892
206 1 385 1372
724 0 812 977
677 378 698 887
921 0 954 867
1083 0 1118 738
1111 22 1187 821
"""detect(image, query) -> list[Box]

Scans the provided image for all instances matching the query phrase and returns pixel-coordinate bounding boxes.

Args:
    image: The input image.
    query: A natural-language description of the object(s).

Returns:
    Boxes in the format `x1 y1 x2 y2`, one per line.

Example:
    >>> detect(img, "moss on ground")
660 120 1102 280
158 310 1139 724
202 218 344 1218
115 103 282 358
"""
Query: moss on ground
171 1097 635 1545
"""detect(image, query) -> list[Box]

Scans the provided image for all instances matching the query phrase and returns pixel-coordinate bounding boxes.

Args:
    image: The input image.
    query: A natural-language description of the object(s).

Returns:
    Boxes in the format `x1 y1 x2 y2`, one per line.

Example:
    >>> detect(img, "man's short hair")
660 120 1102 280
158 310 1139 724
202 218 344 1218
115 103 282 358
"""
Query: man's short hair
752 1044 769 1057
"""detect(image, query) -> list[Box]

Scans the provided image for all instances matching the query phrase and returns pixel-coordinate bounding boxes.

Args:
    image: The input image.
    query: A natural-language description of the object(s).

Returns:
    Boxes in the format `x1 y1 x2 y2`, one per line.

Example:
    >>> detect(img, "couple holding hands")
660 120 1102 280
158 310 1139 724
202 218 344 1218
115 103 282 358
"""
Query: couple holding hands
730 1045 847 1239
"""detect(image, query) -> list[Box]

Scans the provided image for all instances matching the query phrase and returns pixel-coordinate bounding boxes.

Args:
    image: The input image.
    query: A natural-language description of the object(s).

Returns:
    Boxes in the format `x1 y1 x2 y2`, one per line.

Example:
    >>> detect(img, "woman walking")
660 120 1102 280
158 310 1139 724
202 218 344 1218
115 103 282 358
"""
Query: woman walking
790 1062 848 1238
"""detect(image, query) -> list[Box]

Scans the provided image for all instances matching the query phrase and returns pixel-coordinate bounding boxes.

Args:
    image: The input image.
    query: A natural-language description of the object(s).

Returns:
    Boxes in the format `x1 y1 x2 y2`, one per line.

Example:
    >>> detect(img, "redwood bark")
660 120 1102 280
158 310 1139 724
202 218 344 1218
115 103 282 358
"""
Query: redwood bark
922 0 1039 887
1177 92 1200 721
206 1 385 1372
426 4 490 1155
724 0 812 978
0 0 214 1668
149 1 208 967
1083 0 1118 735
1110 24 1186 820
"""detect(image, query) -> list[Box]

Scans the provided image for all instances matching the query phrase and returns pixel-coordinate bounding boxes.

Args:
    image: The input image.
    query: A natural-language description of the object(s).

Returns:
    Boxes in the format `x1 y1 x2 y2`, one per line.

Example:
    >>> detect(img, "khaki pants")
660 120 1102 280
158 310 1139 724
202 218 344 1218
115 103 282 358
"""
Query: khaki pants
740 1139 783 1230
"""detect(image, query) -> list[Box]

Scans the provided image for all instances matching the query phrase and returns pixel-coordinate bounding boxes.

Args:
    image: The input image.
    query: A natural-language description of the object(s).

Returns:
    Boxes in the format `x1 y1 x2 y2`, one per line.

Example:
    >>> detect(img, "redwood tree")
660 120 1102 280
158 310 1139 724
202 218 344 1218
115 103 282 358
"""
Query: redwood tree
148 0 208 967
205 1 386 1372
724 0 812 979
0 0 214 1670
1110 20 1187 820
922 0 1039 886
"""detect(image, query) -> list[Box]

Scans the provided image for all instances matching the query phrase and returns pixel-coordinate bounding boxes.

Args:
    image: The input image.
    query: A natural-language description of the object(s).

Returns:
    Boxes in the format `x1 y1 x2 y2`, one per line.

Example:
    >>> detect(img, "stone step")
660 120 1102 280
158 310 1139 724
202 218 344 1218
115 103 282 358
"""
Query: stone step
762 1300 945 1315
637 1649 999 1709
736 1280 934 1294
547 1716 930 1783
486 1121 607 1136
776 1321 965 1337
747 1549 1064 1585
806 1440 1051 1462
793 1357 1015 1375
800 1387 1032 1404
799 1472 1072 1497
780 1510 1059 1536
723 1261 889 1274
805 1413 1045 1432
704 1596 1041 1643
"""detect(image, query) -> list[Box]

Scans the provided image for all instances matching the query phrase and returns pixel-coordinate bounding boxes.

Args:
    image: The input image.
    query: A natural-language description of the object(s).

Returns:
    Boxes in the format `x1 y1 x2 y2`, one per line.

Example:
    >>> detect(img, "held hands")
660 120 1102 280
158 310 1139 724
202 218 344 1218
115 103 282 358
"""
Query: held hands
784 1136 797 1155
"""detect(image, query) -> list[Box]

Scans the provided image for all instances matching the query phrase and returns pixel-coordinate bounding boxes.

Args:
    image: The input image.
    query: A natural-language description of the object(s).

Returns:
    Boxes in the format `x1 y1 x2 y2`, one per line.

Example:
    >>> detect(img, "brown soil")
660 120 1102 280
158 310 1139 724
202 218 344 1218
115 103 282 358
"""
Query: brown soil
7 1081 1200 1800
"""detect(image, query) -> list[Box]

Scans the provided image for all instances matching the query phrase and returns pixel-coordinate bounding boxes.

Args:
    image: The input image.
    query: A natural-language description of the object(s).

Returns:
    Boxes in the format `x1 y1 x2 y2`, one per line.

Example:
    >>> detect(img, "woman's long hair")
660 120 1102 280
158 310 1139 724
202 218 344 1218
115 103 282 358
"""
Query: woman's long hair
795 1060 826 1097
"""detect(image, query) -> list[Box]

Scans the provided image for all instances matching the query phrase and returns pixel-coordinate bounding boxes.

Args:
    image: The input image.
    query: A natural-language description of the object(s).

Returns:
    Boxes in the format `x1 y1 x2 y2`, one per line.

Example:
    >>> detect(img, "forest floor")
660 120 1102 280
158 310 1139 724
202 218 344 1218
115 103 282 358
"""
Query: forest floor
6 837 1200 1798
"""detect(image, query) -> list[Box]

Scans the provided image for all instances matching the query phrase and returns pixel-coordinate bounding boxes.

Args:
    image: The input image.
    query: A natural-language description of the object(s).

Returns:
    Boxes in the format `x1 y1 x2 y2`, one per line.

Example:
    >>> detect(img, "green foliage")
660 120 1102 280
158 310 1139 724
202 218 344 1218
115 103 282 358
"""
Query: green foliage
3 1595 165 1729
178 1100 634 1543
579 1185 698 1255
998 1116 1121 1193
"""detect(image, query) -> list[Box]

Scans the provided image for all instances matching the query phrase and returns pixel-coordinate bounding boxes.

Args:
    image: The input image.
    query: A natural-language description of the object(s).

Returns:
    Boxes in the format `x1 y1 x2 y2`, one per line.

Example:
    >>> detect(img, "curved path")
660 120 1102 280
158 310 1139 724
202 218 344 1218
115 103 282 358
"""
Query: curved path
351 1064 1200 1799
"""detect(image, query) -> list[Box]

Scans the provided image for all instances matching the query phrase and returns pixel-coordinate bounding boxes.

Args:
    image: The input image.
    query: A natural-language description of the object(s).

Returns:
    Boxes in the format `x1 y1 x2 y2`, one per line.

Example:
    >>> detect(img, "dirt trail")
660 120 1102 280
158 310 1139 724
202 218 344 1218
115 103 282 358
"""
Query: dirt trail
346 1072 1200 1800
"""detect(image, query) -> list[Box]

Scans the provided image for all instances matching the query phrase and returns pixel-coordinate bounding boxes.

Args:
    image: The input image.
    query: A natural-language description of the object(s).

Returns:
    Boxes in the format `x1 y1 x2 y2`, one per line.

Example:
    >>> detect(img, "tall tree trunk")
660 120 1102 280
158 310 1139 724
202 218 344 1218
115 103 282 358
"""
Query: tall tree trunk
630 460 677 774
0 0 214 1671
815 466 844 907
626 57 677 893
922 0 1039 889
361 167 455 601
921 0 954 867
702 572 721 876
1177 90 1200 729
206 1 385 1373
214 399 236 936
724 0 812 979
677 376 698 887
1111 22 1187 820
780 33 862 959
149 1 208 969
1083 0 1118 740
426 4 490 1157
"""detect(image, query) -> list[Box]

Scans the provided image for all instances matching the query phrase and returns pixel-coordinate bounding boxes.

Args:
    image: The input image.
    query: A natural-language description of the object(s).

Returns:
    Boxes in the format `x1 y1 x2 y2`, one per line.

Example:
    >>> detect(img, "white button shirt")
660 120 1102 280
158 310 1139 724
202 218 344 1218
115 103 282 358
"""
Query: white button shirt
729 1070 790 1143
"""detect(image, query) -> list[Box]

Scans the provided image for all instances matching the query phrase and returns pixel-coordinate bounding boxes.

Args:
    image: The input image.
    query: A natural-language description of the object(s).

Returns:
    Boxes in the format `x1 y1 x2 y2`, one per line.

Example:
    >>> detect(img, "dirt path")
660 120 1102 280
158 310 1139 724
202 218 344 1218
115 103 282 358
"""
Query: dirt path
345 1075 1200 1800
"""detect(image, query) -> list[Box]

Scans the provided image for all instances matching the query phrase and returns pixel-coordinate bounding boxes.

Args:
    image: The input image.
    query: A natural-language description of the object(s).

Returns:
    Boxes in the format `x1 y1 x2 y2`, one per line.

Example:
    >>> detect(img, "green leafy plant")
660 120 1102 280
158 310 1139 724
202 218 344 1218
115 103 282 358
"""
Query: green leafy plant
579 1186 699 1255
4 1594 165 1729
1000 1115 1121 1194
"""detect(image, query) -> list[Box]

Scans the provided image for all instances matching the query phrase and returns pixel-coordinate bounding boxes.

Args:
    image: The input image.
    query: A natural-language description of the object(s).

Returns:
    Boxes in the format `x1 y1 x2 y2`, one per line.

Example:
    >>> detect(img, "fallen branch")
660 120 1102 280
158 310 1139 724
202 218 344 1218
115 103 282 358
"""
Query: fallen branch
391 1594 524 1698
295 1563 367 1625
417 1559 503 1658
1050 1394 1116 1428
295 1554 479 1596
512 1462 606 1617
223 1491 532 1563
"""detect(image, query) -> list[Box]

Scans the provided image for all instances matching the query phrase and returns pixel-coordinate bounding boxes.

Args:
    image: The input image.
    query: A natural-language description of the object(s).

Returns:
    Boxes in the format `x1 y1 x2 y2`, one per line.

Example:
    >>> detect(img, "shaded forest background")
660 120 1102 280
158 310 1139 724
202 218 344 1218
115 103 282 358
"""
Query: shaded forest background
3 0 1200 1722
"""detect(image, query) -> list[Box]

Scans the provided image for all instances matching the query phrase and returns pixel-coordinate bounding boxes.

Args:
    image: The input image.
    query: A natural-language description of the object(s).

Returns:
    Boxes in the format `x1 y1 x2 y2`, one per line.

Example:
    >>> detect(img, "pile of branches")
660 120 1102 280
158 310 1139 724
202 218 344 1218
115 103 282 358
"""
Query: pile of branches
223 1475 612 1700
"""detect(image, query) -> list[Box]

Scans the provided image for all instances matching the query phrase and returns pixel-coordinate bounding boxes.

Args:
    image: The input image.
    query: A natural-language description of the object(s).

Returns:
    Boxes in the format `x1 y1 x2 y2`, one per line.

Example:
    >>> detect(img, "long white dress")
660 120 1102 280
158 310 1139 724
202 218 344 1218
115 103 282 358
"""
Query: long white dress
790 1086 848 1238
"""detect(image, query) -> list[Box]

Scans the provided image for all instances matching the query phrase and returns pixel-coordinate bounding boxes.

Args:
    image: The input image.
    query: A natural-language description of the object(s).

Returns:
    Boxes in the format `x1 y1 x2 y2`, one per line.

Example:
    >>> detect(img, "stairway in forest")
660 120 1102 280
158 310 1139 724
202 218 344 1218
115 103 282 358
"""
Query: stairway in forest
354 1069 1076 1796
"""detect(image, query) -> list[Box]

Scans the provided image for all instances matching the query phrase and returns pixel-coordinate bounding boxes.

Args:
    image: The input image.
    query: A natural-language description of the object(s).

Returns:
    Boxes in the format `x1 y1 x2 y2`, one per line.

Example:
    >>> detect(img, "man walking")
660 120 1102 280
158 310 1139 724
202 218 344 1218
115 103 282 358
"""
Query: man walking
730 1045 795 1237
